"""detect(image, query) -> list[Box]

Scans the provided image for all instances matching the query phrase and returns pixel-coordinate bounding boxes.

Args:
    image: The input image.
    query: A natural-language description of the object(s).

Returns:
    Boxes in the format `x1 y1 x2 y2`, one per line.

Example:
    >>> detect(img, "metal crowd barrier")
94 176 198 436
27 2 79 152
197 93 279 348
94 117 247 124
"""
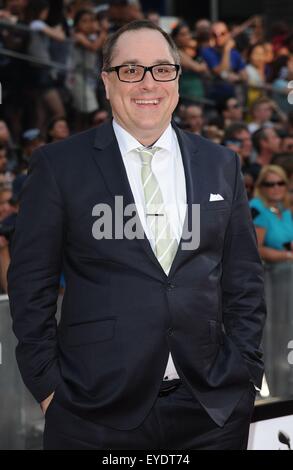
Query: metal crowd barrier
0 19 73 72
0 295 63 450
263 261 293 398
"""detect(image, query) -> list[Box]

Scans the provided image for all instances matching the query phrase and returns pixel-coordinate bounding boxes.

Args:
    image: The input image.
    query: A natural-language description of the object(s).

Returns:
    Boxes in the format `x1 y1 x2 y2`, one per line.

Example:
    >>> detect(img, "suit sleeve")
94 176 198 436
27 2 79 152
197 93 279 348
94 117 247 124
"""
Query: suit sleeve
221 153 266 388
8 147 64 402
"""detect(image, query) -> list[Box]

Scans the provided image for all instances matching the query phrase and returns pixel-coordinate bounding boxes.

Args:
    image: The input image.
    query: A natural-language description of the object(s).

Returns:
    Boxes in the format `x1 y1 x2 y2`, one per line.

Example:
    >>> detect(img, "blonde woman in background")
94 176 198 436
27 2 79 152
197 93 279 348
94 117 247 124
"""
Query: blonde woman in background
250 165 293 260
250 165 293 397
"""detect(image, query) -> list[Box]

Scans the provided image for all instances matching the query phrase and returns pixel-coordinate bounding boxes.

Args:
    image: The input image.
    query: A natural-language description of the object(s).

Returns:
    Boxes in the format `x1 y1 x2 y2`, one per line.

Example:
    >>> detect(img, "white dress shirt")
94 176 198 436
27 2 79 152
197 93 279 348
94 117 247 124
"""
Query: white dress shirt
113 120 187 380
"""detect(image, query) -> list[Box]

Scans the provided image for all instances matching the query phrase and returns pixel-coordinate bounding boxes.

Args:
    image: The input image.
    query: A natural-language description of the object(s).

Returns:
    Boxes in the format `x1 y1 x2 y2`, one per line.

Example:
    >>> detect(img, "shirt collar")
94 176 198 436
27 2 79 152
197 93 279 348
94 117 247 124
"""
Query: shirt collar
112 119 174 157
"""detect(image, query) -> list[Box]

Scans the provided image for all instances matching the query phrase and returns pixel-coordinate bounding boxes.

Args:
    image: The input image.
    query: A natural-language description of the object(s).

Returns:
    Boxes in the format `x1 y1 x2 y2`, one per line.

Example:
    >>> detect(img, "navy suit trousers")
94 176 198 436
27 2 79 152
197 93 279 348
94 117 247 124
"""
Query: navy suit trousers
43 381 256 450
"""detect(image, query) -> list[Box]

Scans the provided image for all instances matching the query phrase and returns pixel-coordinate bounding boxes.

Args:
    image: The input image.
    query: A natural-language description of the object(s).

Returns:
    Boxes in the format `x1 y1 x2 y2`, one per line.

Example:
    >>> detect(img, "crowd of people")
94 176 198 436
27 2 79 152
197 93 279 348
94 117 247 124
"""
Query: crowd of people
0 0 293 396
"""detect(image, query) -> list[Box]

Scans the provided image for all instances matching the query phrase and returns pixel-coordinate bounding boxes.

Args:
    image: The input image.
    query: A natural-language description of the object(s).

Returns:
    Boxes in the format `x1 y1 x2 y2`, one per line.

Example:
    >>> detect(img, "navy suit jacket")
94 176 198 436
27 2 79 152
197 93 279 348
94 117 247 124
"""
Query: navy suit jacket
8 121 266 429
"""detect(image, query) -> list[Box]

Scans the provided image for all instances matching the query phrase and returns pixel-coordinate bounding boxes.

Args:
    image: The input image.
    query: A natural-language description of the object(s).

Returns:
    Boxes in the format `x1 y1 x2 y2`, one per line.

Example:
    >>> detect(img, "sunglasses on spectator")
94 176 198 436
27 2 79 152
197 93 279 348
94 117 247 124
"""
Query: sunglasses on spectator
228 103 241 109
213 31 228 38
261 181 286 188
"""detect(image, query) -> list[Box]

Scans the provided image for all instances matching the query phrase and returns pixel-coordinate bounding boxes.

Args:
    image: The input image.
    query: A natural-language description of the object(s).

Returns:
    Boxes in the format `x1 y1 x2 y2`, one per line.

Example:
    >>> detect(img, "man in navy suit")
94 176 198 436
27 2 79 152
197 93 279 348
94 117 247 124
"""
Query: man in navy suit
8 20 266 450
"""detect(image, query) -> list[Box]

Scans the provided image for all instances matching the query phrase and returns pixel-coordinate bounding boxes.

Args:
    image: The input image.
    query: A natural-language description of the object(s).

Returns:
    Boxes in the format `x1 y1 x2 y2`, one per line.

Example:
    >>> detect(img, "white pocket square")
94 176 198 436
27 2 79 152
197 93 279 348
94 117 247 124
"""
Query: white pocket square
209 193 224 201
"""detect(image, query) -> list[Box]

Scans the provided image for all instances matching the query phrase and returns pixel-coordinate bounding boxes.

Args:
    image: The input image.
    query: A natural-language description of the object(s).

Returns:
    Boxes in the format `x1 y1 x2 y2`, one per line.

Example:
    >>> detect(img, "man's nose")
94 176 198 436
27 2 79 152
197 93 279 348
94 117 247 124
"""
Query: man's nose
140 70 157 88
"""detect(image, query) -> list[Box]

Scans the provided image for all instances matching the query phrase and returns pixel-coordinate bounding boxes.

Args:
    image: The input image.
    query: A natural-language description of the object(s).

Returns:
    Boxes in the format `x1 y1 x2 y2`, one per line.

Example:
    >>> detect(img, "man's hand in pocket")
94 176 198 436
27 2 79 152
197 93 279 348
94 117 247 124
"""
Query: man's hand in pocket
40 392 55 415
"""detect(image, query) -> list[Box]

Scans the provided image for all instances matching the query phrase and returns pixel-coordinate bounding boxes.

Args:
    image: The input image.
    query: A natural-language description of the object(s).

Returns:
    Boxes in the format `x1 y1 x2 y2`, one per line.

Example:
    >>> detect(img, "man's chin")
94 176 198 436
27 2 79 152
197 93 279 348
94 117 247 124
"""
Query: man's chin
134 118 166 131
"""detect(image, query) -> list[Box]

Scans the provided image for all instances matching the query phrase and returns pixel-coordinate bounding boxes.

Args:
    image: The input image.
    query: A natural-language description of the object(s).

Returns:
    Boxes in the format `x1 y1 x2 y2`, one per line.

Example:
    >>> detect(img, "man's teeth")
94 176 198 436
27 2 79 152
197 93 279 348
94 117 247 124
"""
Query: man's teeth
135 99 159 104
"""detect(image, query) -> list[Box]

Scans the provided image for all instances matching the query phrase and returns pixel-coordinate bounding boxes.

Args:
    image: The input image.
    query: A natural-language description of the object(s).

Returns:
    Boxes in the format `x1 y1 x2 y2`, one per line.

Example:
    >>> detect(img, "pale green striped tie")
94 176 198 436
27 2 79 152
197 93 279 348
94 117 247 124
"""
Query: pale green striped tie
138 147 178 274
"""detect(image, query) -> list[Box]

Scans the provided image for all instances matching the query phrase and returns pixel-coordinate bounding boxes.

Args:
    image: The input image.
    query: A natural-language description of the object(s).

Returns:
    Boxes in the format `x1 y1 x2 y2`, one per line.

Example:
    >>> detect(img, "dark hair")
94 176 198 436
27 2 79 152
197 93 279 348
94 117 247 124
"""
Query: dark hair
247 42 265 62
25 0 49 23
271 153 293 177
74 8 94 28
0 143 6 152
46 0 65 27
234 32 250 54
270 55 289 82
252 127 270 153
170 21 188 41
185 103 203 111
46 117 68 142
219 97 240 112
96 9 109 23
270 20 289 38
224 122 249 141
102 19 180 70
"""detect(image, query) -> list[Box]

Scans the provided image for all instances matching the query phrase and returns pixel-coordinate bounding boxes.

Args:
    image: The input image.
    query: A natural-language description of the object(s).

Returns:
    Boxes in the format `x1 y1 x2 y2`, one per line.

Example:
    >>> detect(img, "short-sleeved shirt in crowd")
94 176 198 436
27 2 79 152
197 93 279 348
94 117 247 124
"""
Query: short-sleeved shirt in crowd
28 20 50 63
249 197 293 250
201 47 246 72
200 47 246 101
28 20 53 89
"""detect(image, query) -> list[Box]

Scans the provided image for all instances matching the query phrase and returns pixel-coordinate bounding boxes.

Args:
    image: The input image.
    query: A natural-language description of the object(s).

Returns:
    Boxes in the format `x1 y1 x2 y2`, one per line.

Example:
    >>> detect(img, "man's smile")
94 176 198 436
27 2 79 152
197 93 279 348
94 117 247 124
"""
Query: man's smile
132 98 161 107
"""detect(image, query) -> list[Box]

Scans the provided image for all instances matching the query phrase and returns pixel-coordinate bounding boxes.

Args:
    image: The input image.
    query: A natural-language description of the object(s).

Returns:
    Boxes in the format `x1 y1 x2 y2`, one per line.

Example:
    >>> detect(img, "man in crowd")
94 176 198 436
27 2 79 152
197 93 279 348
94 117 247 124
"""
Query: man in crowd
201 21 247 104
250 126 281 180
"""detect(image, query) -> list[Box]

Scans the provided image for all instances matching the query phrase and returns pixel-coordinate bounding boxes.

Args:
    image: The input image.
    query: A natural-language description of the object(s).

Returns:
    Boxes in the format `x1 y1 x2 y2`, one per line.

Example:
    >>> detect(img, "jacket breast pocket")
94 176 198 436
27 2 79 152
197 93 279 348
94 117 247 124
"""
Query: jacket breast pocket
202 200 230 211
63 317 116 347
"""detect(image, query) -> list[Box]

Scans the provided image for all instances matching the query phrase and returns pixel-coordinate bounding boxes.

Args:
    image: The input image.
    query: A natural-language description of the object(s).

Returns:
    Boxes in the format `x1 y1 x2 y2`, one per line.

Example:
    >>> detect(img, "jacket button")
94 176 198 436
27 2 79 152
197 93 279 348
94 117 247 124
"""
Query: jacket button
166 282 176 291
167 328 173 336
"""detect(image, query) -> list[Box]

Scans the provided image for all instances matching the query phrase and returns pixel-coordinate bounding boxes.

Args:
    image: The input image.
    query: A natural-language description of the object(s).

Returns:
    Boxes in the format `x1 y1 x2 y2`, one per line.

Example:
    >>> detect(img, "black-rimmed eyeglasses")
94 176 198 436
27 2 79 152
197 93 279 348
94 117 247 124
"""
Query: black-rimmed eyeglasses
103 64 181 83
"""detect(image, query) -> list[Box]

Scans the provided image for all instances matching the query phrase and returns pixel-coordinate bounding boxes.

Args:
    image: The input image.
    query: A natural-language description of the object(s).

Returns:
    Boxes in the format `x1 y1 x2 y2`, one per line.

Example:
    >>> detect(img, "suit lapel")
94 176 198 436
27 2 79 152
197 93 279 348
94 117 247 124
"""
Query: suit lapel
168 124 202 277
92 121 164 273
92 121 134 207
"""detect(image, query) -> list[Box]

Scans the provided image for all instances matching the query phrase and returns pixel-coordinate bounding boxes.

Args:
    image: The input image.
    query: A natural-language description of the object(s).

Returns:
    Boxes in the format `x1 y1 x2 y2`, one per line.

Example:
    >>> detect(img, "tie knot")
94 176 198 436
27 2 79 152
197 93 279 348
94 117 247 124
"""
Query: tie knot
137 146 158 165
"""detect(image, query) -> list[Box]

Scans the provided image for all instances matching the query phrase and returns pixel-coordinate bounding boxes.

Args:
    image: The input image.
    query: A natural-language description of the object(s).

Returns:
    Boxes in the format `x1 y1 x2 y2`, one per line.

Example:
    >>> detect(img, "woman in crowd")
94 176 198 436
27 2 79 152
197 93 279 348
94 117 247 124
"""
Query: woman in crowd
171 22 209 103
246 43 269 107
250 165 293 397
250 165 293 260
68 8 106 130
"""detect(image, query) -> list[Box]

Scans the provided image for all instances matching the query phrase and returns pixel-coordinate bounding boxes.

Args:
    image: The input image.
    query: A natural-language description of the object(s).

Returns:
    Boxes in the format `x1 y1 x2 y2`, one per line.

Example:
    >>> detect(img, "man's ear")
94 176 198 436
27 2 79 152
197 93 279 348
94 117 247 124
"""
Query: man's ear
101 71 110 100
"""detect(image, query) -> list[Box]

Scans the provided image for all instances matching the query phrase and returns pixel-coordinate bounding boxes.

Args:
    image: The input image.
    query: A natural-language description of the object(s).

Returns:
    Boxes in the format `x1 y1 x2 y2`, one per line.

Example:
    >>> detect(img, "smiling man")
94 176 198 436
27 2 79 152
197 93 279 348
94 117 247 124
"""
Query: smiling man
101 27 180 145
8 20 266 450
